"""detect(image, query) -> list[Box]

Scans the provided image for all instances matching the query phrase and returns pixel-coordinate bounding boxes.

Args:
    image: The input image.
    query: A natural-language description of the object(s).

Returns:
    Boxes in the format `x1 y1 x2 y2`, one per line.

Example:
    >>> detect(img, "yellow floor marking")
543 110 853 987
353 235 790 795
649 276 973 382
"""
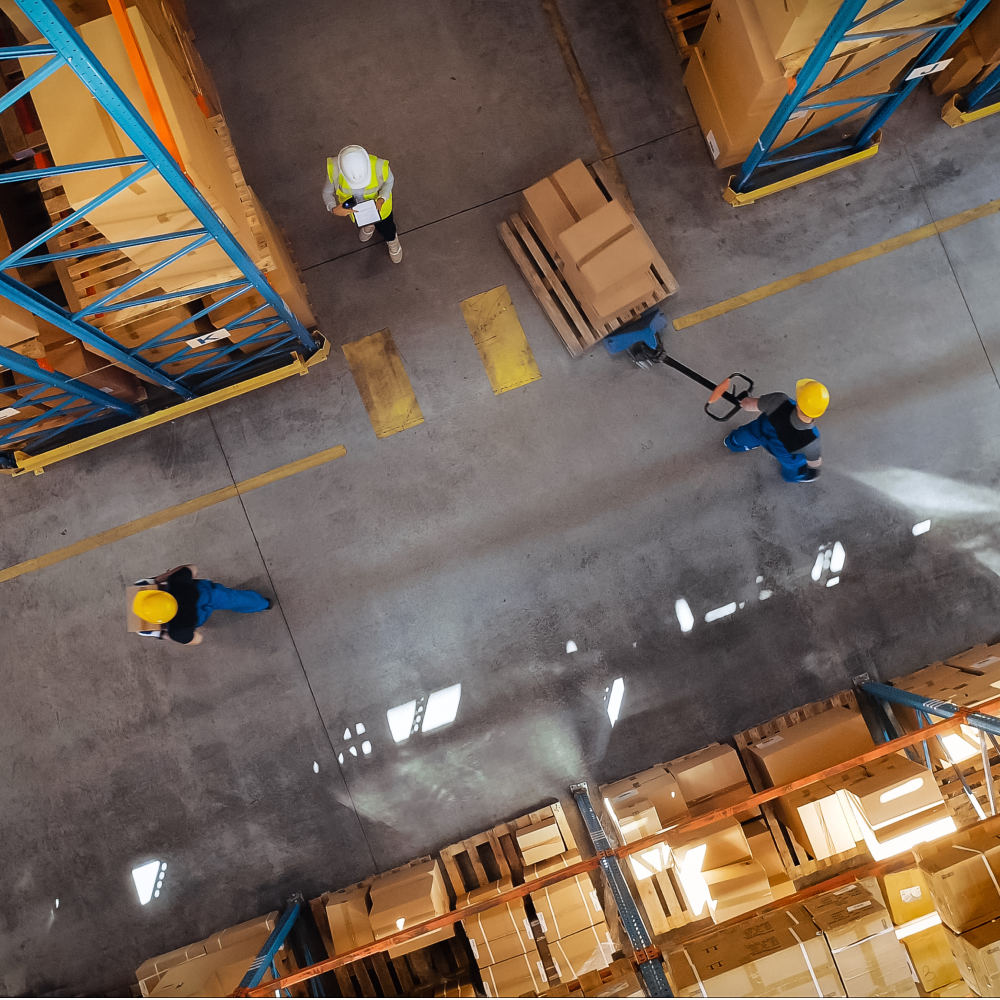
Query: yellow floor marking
461 285 542 394
673 196 1000 331
342 329 424 438
0 445 346 584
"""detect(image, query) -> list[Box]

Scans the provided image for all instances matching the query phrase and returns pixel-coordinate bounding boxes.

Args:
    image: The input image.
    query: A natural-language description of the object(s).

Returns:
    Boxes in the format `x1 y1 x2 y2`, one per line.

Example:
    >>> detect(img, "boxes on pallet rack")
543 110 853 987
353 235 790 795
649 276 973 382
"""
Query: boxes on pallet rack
368 858 455 958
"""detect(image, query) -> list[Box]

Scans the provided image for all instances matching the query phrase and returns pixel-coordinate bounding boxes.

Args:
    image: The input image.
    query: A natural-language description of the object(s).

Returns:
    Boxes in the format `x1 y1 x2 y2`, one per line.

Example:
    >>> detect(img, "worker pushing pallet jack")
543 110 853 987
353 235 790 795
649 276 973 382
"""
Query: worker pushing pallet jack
606 308 829 484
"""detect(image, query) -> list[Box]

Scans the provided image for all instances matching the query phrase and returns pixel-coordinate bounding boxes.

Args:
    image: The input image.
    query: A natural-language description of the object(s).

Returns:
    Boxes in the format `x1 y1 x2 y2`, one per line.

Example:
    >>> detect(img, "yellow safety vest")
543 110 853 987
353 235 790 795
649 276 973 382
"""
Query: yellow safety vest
327 154 392 219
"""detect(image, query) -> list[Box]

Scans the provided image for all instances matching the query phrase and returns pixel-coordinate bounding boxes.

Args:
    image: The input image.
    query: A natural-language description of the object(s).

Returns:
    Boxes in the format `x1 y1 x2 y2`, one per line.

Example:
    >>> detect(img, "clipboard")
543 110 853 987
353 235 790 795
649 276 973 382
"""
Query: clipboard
352 199 381 226
127 585 161 633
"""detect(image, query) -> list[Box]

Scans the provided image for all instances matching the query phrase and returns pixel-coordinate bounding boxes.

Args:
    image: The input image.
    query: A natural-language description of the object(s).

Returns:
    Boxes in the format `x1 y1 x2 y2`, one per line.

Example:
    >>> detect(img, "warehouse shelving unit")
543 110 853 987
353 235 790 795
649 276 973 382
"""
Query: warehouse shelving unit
943 59 1000 123
0 0 323 474
726 0 995 205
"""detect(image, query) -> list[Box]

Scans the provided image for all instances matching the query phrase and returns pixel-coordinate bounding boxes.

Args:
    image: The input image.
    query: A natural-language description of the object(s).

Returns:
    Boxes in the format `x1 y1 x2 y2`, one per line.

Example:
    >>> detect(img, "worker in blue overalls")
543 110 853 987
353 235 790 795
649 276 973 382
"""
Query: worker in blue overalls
724 379 829 483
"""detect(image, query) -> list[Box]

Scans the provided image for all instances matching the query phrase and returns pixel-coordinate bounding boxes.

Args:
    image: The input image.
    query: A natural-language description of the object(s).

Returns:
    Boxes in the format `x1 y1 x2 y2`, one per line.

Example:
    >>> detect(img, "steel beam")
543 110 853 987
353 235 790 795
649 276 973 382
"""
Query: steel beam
861 681 1000 738
571 783 673 997
964 60 1000 111
237 900 301 992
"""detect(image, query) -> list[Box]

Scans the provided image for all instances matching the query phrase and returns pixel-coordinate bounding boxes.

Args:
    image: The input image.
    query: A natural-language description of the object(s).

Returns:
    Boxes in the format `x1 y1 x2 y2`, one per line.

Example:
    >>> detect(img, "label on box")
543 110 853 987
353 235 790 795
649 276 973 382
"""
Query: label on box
591 889 602 911
755 735 783 748
705 130 720 161
469 938 478 960
524 917 534 937
974 656 1000 668
537 913 547 934
0 407 21 418
789 110 808 120
614 789 639 802
846 901 873 912
900 886 922 902
186 329 231 348
483 984 492 997
905 58 953 81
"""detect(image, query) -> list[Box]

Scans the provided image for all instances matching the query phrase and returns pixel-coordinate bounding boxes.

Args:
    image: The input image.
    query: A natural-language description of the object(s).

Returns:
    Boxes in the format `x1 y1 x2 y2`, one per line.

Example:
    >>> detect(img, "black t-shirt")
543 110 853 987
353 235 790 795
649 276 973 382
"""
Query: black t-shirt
164 568 200 644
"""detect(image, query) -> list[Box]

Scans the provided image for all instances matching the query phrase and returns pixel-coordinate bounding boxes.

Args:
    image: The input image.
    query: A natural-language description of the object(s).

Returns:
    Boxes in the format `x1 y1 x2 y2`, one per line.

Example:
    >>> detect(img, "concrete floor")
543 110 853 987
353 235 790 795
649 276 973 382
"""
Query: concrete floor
3 0 1000 994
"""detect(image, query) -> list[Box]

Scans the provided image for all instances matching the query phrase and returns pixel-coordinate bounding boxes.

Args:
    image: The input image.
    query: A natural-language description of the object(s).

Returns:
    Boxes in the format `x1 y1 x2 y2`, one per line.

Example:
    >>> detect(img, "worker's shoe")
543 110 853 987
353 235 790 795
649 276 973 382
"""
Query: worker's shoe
798 468 821 482
359 224 375 243
387 237 403 263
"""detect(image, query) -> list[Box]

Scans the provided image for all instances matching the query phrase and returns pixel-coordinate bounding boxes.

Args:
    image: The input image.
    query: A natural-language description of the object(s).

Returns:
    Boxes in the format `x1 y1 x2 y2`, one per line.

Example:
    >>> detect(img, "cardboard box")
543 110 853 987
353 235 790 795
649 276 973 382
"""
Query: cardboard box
746 707 877 787
46 340 146 404
580 957 643 996
906 925 963 992
557 200 653 300
0 294 40 348
688 781 761 823
551 158 608 219
946 919 1000 995
703 860 772 923
387 924 455 960
325 886 374 955
602 765 690 830
880 869 935 925
743 818 787 880
699 0 786 116
479 943 548 998
520 158 606 259
946 643 1000 675
670 817 752 872
777 783 860 860
846 796 955 863
463 898 534 967
615 797 661 845
517 816 566 865
667 743 748 805
368 860 449 940
548 921 615 981
525 847 581 884
914 818 1000 932
455 875 511 911
667 906 846 997
804 884 916 997
533 874 603 941
972 1 1000 64
839 756 943 830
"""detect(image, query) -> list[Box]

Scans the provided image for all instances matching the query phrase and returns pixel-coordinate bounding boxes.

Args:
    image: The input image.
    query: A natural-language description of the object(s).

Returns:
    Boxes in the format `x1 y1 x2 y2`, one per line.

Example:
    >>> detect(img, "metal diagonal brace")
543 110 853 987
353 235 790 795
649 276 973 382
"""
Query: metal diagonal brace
860 681 1000 738
234 899 301 994
570 782 673 997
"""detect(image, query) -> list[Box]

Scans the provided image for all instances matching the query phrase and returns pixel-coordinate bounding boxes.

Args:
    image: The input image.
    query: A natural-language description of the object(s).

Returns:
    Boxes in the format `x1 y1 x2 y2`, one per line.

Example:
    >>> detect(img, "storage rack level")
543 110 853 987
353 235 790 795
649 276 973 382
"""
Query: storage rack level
943 59 1000 124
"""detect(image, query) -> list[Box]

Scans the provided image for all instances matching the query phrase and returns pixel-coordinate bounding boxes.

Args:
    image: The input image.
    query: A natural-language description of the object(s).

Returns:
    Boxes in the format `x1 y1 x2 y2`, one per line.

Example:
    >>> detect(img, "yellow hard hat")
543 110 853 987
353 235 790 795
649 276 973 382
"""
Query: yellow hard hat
796 379 829 419
133 588 178 624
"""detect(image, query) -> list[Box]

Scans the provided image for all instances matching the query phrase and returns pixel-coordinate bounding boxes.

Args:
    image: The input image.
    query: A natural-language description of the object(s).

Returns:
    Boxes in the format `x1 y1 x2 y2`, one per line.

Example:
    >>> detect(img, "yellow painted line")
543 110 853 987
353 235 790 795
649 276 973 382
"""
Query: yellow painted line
460 285 541 395
673 195 1000 331
342 329 424 439
0 444 346 584
4 339 331 477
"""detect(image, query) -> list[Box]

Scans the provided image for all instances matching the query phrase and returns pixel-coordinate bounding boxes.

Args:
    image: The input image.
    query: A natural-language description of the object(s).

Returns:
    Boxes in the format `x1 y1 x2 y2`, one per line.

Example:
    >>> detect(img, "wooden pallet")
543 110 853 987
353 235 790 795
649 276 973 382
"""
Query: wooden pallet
658 0 712 61
499 170 677 358
440 801 579 898
309 857 470 999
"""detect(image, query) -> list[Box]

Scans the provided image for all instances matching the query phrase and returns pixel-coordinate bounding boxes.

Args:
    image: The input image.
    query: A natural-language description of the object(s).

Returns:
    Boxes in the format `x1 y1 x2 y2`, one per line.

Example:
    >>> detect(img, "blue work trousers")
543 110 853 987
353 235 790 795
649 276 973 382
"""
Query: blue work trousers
725 414 811 482
194 580 269 627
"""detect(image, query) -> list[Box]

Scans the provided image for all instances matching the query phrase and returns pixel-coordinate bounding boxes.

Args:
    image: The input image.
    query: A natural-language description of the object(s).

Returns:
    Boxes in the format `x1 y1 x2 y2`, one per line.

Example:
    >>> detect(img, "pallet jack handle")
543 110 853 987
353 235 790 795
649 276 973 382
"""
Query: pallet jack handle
658 357 753 422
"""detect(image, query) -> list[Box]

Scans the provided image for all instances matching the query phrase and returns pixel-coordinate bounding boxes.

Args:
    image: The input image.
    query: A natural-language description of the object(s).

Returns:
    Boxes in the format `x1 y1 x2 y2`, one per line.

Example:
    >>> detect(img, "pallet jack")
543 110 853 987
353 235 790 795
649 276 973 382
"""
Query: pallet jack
603 307 754 421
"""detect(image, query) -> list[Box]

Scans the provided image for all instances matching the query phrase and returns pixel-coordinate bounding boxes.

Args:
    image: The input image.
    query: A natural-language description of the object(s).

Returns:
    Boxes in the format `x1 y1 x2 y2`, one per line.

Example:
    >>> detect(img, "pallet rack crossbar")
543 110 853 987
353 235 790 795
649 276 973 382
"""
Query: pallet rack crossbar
0 42 55 56
90 278 247 314
18 228 208 264
169 322 289 380
132 282 253 353
0 53 62 115
0 154 148 183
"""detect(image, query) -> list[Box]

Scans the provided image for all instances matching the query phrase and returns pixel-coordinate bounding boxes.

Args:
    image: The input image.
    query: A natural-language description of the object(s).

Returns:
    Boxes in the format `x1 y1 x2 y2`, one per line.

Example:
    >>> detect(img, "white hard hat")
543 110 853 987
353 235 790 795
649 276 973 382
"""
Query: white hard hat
337 145 372 188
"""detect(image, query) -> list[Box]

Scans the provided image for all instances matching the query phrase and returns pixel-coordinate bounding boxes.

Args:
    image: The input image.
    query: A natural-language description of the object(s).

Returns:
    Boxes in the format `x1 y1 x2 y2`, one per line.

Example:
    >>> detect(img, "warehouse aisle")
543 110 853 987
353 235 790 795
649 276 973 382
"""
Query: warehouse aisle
3 0 1000 994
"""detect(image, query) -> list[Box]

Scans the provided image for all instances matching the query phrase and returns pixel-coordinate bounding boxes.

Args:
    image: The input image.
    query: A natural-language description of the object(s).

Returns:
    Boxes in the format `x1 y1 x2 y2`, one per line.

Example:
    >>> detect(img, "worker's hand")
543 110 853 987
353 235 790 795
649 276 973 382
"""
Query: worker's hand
376 197 385 210
331 205 352 217
740 396 761 413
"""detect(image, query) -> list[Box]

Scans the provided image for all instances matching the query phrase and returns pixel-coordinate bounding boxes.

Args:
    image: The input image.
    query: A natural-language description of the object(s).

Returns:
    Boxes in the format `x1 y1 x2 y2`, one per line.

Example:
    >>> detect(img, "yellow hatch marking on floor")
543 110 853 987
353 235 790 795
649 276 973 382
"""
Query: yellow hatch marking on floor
342 329 425 439
0 445 346 584
461 285 542 395
673 196 1000 331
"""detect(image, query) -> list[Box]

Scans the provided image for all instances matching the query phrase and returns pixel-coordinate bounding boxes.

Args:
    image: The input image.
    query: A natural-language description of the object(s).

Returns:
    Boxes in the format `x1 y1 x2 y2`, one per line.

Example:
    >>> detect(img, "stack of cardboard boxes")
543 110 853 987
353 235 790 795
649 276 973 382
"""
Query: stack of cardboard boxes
517 816 568 866
933 3 1000 97
683 0 965 167
879 867 965 995
666 881 916 997
915 816 1000 996
537 957 644 998
520 159 673 336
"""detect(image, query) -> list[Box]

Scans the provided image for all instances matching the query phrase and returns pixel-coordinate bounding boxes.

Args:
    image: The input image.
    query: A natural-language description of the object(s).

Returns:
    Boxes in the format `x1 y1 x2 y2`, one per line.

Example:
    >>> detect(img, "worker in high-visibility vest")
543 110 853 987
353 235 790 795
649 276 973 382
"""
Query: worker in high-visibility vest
724 379 829 483
323 144 401 263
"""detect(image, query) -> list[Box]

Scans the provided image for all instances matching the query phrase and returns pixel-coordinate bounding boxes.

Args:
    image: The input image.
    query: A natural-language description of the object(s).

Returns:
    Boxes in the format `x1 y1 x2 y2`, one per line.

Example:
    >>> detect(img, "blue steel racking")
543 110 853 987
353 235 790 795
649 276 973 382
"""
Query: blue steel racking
0 0 321 470
726 0 996 204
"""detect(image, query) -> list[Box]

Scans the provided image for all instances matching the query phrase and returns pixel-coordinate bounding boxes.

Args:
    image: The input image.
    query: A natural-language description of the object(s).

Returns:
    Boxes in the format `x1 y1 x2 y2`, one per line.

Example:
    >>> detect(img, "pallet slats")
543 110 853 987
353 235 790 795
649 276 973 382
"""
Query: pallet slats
658 0 712 60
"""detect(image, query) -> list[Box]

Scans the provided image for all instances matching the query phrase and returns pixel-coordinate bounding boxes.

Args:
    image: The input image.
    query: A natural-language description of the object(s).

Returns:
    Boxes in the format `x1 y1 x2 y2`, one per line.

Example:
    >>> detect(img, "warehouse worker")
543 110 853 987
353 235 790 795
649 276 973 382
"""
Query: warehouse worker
724 380 829 483
323 144 402 263
132 565 272 645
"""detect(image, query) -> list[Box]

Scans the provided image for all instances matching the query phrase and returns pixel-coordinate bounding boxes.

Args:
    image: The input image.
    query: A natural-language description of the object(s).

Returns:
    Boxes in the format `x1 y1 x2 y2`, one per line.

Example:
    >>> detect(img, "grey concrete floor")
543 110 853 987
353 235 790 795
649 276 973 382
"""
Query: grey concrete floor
3 0 1000 995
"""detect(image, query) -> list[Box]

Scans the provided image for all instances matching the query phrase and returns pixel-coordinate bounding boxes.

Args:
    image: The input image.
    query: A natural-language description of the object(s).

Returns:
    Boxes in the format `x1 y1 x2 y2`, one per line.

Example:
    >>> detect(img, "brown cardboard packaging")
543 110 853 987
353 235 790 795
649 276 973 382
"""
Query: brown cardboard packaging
932 37 986 95
551 158 608 219
479 942 548 997
777 782 859 860
517 816 566 865
839 756 943 830
666 743 748 804
667 905 846 997
743 818 787 881
368 859 449 941
972 0 1000 63
548 921 615 981
463 898 534 967
589 269 660 322
525 847 582 884
699 0 786 116
880 869 934 925
520 158 605 259
703 860 772 922
325 886 374 955
46 340 146 404
580 957 643 996
387 925 455 960
914 818 1000 932
803 884 916 997
688 781 761 823
746 707 876 787
947 643 1000 674
0 295 40 348
906 925 963 992
532 873 604 941
945 918 1000 995
615 797 661 845
669 817 752 871
601 765 689 829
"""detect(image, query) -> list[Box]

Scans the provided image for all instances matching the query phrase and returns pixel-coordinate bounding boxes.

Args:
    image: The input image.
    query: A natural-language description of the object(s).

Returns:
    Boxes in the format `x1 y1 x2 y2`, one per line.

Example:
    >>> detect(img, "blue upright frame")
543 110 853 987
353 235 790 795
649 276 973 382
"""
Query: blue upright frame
733 0 995 194
962 59 1000 111
0 0 319 462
